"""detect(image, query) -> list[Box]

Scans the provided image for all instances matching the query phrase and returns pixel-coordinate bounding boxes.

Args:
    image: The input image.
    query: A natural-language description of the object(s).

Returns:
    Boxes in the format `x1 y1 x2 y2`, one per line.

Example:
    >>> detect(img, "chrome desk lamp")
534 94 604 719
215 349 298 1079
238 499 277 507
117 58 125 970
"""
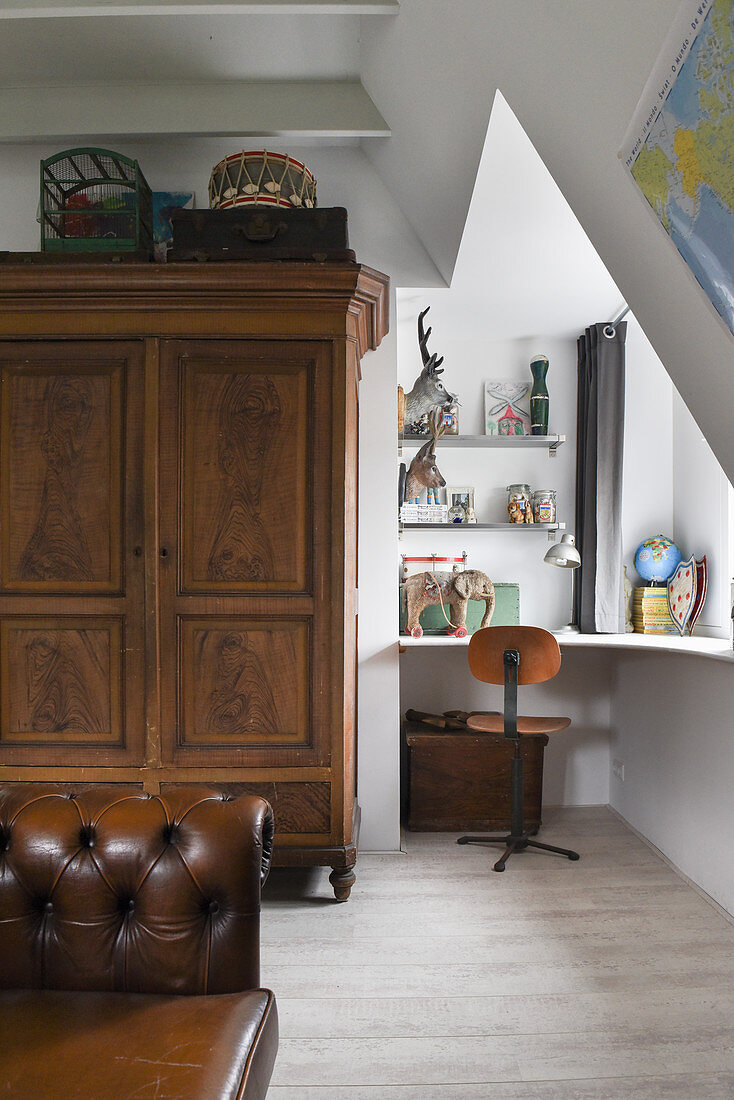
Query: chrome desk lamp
544 532 581 633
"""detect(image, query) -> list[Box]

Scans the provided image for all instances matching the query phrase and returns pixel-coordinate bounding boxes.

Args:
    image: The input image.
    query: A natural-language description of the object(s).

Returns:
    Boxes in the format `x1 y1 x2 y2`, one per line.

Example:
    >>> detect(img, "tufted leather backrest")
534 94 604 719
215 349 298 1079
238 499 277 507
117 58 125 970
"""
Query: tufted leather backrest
0 785 274 997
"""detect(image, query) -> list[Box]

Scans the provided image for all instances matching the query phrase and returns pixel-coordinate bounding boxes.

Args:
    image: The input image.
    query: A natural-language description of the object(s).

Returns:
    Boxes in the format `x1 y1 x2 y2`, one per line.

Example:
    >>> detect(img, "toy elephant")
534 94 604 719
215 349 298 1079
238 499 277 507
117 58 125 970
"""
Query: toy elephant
403 568 495 638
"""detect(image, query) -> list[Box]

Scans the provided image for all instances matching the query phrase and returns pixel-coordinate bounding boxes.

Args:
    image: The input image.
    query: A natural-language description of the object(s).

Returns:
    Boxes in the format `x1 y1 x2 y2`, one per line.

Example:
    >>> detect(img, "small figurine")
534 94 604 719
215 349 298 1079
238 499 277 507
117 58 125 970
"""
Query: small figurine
507 483 534 523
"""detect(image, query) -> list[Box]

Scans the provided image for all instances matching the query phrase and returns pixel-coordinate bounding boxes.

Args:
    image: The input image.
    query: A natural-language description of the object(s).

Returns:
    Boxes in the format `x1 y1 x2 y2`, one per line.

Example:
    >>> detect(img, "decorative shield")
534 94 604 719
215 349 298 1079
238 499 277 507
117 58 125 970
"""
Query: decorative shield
667 556 697 636
689 556 708 634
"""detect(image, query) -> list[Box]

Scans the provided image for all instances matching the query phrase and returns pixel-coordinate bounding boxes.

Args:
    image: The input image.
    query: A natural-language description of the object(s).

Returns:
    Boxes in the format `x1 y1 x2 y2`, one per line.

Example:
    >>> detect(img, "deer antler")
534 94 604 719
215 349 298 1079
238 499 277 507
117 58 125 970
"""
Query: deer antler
429 406 446 443
418 307 444 373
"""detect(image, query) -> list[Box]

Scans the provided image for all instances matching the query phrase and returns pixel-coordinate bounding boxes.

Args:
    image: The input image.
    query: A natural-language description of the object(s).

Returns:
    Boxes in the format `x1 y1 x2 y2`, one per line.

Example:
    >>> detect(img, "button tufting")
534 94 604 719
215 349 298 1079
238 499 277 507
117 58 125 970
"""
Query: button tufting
208 901 220 914
128 899 135 912
44 901 53 912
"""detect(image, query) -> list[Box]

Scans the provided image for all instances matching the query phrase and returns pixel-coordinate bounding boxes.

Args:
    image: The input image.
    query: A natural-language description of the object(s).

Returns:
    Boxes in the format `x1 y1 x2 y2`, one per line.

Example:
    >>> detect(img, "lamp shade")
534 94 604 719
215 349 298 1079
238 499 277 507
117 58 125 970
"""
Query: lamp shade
544 532 581 569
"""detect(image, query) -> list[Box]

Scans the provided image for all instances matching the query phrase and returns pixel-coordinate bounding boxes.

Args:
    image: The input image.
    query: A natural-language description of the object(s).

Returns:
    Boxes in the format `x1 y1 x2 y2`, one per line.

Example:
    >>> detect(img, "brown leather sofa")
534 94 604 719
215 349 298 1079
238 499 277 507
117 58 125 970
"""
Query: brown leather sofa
0 785 278 1099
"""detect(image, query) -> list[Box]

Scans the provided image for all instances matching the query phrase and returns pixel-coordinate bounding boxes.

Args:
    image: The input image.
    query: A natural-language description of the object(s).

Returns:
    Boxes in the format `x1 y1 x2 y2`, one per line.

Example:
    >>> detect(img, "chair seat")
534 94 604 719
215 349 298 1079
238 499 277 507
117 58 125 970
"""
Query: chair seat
0 988 278 1100
467 713 571 735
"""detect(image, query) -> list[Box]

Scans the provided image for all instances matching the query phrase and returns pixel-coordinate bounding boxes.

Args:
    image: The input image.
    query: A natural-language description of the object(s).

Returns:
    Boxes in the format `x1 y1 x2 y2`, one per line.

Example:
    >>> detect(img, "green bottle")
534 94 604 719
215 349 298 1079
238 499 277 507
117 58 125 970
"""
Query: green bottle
530 355 549 436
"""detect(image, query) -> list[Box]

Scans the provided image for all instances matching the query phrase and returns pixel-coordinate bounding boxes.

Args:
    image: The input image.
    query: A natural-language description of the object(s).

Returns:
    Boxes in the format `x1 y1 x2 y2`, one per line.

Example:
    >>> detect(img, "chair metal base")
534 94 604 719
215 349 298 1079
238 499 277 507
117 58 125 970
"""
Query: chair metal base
457 831 580 872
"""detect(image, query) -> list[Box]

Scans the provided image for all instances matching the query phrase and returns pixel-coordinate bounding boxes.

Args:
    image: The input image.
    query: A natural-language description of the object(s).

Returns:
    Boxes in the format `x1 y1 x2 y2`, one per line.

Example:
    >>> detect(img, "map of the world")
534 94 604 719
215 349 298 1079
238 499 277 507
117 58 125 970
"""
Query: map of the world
620 0 734 337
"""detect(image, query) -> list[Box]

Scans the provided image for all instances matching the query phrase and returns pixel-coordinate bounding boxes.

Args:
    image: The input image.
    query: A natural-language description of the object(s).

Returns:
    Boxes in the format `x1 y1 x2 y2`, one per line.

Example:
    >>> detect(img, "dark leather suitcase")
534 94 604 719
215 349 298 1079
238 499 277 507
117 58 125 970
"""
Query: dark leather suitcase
169 206 355 262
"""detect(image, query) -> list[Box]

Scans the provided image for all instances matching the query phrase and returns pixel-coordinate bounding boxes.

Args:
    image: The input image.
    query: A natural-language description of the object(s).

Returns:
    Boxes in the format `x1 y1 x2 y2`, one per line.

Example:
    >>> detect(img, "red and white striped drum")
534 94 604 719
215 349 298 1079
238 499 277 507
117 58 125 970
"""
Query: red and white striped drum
209 150 317 210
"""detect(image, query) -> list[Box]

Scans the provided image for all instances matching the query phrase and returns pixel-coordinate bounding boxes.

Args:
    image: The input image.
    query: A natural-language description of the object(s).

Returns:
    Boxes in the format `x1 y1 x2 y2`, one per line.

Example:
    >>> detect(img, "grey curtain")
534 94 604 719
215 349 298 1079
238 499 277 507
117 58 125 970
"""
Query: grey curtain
575 322 626 633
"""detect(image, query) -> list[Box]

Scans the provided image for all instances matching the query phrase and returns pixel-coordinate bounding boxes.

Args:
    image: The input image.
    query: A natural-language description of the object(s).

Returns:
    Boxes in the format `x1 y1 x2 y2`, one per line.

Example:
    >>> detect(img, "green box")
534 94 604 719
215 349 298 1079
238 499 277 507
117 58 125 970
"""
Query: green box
399 581 519 636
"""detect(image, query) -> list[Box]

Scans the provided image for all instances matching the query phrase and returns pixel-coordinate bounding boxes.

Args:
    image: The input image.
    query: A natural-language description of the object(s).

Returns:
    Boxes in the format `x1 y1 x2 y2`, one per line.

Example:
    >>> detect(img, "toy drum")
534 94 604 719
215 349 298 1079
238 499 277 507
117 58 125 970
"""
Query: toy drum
209 150 317 210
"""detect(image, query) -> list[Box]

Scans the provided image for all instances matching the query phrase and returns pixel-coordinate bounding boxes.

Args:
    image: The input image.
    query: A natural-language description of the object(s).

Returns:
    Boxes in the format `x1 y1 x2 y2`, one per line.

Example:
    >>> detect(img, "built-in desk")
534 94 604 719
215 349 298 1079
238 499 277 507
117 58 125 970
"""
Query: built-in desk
400 631 734 663
399 629 734 917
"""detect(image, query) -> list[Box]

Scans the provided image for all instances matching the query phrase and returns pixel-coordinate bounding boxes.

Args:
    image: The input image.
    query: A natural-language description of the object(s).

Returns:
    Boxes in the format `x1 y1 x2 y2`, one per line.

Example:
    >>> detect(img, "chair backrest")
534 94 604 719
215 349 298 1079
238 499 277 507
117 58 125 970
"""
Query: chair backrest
0 785 274 997
468 625 561 685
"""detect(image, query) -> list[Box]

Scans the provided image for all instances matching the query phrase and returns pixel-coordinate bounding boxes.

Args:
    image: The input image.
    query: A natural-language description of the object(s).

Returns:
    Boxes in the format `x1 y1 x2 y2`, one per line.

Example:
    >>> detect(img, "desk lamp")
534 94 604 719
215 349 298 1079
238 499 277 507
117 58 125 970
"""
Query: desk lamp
544 533 581 633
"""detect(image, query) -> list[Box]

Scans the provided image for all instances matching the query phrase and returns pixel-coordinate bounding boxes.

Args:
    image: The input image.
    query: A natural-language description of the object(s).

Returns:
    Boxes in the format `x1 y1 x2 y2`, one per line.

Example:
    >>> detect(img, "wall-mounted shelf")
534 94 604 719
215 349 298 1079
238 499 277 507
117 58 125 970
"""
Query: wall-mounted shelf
399 521 566 535
398 433 565 457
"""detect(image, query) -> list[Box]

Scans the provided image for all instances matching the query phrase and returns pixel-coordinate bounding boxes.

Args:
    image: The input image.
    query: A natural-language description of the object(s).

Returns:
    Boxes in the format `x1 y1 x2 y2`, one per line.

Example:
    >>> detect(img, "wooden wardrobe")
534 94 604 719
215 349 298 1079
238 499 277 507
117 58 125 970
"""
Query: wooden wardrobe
0 260 388 900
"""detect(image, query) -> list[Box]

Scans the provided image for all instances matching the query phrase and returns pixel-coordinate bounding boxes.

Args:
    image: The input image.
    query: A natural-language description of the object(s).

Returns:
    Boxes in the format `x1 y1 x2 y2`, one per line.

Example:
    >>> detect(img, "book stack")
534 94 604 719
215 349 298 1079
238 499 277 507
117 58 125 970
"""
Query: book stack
399 502 449 524
632 586 678 634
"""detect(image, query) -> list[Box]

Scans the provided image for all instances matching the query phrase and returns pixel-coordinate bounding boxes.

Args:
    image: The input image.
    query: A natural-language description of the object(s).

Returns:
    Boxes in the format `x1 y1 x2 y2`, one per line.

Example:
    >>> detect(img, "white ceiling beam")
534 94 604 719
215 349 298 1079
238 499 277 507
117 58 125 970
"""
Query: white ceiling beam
0 0 398 15
0 80 390 142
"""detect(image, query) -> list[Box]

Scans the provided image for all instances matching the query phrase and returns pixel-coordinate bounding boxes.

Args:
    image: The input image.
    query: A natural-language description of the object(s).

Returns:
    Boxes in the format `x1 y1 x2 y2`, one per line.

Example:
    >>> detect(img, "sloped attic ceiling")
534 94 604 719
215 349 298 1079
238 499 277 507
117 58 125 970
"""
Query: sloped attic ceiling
360 0 734 481
1 0 732 481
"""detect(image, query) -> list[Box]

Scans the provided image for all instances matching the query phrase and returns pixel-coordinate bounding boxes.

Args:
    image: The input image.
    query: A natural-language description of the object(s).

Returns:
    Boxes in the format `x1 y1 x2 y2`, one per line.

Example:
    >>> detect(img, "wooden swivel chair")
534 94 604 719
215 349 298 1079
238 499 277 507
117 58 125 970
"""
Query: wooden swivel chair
457 625 580 872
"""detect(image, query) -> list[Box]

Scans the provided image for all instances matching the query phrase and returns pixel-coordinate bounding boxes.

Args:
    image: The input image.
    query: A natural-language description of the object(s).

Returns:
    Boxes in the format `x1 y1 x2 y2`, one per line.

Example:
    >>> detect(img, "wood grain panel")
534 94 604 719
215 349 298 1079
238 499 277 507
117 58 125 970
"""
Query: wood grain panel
180 355 310 594
1 358 122 593
161 780 331 835
179 617 311 749
0 340 146 766
1 618 121 746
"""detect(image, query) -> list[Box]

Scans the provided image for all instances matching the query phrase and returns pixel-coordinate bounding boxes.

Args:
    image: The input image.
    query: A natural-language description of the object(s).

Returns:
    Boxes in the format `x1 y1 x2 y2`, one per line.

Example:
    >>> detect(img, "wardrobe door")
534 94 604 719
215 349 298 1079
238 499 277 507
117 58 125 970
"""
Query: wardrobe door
158 339 335 770
0 342 146 766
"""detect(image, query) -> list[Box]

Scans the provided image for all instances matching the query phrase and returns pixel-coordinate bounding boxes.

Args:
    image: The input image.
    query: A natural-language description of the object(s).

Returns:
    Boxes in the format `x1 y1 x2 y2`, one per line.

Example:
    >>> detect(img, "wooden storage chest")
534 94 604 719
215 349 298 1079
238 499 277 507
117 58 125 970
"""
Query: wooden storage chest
405 719 548 831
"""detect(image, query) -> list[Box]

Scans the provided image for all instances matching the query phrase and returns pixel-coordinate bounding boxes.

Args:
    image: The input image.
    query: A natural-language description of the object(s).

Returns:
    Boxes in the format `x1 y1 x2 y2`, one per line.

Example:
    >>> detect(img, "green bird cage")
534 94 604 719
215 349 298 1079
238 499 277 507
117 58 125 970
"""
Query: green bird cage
40 147 153 255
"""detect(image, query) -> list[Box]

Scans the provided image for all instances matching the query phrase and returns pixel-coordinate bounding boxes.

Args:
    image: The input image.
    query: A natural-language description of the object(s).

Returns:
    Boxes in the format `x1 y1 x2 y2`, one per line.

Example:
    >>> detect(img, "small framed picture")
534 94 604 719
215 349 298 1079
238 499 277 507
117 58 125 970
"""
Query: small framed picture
446 486 475 522
484 379 531 436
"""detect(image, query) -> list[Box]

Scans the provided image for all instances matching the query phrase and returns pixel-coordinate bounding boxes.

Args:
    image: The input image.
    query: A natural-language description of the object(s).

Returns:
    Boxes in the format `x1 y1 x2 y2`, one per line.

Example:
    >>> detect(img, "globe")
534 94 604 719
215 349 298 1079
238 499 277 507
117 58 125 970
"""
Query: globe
634 535 682 584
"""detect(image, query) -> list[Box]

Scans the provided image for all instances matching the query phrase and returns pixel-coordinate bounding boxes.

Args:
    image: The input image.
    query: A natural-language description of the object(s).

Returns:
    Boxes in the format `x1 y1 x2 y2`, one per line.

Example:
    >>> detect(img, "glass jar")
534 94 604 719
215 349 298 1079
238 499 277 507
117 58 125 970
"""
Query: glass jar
532 488 556 523
506 483 532 522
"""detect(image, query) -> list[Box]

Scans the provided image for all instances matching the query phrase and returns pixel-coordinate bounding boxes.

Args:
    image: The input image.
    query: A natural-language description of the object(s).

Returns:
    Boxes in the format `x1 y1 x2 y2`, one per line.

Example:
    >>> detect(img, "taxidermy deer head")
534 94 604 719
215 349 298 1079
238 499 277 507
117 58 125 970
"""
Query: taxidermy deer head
404 410 447 502
404 307 458 427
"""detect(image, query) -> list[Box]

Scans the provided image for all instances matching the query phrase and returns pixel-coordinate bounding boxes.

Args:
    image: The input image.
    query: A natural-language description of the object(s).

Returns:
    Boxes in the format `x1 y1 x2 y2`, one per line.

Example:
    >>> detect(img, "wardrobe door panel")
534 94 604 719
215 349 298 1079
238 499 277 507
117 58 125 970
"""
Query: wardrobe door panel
180 356 310 594
1 359 122 593
0 342 146 766
1 618 122 748
179 616 311 750
159 340 332 769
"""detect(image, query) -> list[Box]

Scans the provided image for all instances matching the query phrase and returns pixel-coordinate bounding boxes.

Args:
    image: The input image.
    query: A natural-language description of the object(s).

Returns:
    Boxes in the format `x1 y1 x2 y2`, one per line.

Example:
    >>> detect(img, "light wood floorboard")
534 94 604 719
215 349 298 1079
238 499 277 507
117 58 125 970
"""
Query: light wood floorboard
261 806 734 1097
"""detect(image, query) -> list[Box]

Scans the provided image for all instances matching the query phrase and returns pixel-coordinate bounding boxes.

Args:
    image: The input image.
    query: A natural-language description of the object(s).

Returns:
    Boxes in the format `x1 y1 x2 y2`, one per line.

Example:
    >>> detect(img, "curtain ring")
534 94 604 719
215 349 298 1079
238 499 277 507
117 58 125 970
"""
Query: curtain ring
603 324 615 339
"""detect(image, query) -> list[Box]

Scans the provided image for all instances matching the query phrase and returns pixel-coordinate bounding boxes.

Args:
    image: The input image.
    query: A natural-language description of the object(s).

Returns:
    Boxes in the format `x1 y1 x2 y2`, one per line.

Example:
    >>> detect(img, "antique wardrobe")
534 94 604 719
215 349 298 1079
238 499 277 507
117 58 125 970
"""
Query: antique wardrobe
0 260 388 900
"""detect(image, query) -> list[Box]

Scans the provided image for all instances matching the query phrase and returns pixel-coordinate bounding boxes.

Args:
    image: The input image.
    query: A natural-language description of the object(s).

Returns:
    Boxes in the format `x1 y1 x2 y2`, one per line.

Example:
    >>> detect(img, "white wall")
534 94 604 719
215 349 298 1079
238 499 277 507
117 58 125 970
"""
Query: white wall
357 296 402 852
622 314 732 638
672 392 731 638
612 319 734 918
622 316 675 575
360 0 734 489
610 652 734 916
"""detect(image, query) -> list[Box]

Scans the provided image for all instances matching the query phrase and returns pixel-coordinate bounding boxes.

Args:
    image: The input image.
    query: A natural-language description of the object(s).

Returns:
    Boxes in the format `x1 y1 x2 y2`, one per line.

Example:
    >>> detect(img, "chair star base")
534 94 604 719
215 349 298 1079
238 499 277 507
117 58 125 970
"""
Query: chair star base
457 831 580 872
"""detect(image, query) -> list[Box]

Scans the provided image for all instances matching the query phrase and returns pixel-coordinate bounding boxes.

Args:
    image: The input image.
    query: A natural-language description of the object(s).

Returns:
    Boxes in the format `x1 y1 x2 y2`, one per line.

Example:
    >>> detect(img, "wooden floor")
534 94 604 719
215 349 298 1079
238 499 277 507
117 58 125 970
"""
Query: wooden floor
261 806 734 1098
